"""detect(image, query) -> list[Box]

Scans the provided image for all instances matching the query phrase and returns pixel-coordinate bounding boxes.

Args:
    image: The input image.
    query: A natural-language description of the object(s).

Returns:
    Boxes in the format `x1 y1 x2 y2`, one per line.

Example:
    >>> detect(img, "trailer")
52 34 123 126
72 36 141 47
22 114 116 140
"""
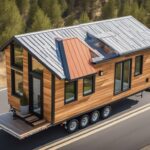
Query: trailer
0 16 150 139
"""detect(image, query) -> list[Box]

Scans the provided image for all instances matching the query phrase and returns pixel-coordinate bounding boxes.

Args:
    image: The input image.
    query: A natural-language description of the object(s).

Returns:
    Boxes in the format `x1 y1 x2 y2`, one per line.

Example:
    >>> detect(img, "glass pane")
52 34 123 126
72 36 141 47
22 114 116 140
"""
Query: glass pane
115 63 122 94
33 78 41 115
135 56 142 75
83 76 93 95
14 44 23 68
65 82 76 103
123 60 131 91
15 71 23 96
32 57 44 73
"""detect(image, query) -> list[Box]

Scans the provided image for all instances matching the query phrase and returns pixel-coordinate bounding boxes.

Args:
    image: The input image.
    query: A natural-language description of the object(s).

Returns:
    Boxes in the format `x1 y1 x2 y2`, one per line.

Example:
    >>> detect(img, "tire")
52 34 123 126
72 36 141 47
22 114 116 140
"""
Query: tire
80 114 89 128
90 110 100 123
101 105 112 119
67 119 79 133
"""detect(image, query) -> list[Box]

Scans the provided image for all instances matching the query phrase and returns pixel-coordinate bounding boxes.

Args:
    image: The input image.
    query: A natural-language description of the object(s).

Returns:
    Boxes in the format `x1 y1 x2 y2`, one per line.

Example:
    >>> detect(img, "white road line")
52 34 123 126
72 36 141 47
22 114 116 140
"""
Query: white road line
39 103 150 150
0 88 7 92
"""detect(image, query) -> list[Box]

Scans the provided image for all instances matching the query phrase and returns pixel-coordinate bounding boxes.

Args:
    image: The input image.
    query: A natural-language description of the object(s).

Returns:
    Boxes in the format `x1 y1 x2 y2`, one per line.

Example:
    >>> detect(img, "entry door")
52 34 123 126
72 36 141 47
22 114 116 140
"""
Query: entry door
31 76 43 118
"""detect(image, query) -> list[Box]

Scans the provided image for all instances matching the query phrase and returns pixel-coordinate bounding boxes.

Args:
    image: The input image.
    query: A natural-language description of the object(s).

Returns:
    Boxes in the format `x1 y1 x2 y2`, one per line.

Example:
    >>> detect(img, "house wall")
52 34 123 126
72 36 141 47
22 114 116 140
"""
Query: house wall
54 49 150 124
5 47 52 122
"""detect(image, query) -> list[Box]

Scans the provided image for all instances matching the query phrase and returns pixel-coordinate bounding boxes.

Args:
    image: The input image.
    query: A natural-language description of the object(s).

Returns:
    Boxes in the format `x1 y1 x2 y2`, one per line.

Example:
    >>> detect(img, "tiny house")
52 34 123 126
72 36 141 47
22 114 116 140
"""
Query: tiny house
0 16 150 139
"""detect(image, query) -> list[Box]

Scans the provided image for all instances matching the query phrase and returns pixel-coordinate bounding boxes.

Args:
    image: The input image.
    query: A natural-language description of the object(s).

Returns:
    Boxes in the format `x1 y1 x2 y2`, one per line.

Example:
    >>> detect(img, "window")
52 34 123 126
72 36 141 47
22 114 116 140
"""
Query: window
135 55 143 76
11 43 23 69
12 70 23 97
65 81 77 104
11 42 23 97
32 57 44 73
115 59 132 95
83 76 95 96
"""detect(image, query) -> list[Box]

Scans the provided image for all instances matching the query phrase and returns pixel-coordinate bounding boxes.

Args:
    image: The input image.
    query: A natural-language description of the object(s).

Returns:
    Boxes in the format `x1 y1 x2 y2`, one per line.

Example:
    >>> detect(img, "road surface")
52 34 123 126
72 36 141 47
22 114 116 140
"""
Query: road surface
0 89 150 150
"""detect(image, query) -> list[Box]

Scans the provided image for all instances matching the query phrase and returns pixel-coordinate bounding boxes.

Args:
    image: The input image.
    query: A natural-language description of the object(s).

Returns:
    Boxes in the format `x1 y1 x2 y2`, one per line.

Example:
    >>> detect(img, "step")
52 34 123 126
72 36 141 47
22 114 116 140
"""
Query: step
32 119 46 126
25 115 39 123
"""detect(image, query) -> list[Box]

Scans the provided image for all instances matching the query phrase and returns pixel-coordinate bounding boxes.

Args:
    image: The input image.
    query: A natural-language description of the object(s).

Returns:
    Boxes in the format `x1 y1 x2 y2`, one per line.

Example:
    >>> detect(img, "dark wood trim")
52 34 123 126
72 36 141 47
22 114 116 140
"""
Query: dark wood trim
51 74 55 125
83 75 95 96
10 42 23 71
28 53 44 119
134 55 143 76
64 80 78 105
11 69 23 98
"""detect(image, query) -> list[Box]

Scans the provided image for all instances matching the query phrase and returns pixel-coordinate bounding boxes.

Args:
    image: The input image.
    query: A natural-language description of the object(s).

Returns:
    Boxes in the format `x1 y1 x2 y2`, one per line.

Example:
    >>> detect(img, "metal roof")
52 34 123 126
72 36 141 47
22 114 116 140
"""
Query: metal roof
1 16 150 79
60 38 96 80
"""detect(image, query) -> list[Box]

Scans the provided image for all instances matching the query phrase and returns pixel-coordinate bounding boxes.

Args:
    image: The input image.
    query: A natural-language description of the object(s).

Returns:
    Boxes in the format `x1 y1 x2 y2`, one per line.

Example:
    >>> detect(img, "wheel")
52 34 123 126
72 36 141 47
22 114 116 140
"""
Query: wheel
80 114 89 128
67 119 79 133
101 105 112 119
90 110 100 123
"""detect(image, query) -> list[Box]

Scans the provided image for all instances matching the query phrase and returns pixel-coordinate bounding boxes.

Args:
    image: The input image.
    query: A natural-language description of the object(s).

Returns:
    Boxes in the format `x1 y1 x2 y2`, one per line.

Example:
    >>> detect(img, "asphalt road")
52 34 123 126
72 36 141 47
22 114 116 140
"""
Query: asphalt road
0 89 9 113
61 107 150 150
0 89 150 150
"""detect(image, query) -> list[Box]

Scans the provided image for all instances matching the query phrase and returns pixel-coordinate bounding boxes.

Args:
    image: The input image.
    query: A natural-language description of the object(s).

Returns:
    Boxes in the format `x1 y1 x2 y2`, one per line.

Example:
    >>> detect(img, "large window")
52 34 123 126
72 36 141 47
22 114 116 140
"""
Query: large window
65 81 77 104
11 42 23 97
83 76 95 96
135 55 143 76
115 59 132 95
12 70 23 97
32 57 44 73
11 43 23 69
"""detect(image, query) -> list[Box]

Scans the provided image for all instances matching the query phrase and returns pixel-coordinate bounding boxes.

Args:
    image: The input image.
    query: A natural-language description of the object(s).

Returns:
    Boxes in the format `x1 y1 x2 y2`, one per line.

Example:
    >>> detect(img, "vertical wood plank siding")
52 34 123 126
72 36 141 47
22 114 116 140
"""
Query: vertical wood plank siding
23 50 29 100
54 49 150 124
5 48 52 122
43 69 51 122
5 47 20 110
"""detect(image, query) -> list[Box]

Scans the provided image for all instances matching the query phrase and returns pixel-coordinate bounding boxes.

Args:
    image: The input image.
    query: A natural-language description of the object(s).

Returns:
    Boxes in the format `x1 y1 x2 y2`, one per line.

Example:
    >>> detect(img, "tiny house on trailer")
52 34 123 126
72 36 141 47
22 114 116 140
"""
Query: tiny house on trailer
0 16 150 139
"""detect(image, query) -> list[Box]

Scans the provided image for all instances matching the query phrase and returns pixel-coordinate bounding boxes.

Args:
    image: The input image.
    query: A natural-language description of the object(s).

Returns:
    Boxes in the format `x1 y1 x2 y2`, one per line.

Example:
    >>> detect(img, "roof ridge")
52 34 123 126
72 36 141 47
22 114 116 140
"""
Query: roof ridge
15 16 133 38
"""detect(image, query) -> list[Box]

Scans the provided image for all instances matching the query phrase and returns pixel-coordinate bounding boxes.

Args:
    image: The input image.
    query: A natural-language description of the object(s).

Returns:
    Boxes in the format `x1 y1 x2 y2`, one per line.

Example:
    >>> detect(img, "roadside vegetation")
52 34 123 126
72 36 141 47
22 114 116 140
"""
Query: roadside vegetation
0 0 150 46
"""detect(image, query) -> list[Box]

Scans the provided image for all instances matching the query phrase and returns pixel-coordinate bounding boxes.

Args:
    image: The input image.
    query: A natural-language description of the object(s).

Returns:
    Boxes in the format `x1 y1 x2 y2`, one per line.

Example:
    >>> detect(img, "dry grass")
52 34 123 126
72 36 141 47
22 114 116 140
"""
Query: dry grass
0 53 6 89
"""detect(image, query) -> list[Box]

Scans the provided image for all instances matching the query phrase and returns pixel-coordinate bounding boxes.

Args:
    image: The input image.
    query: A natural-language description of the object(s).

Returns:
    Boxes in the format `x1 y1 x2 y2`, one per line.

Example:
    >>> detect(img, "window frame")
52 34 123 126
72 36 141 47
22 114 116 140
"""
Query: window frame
64 80 78 104
11 43 23 70
10 42 23 98
11 69 23 98
83 75 95 96
114 59 132 95
134 55 143 76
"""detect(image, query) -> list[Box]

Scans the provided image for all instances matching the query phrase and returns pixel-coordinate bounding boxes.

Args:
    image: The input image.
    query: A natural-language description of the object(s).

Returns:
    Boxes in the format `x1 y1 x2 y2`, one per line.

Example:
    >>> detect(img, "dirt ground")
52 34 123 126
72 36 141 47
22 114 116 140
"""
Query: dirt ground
0 53 6 89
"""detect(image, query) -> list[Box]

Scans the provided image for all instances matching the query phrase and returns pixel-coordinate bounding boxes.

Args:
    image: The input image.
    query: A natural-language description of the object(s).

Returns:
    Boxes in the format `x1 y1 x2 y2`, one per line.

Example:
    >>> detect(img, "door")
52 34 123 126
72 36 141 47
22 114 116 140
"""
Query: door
30 75 43 118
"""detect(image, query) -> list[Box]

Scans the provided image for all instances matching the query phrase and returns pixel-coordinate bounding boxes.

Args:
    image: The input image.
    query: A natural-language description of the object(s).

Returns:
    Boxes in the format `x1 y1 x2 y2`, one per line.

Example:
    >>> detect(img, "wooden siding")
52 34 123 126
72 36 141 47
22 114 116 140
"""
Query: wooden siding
43 69 51 122
23 50 29 100
5 47 20 110
54 49 150 124
5 47 52 122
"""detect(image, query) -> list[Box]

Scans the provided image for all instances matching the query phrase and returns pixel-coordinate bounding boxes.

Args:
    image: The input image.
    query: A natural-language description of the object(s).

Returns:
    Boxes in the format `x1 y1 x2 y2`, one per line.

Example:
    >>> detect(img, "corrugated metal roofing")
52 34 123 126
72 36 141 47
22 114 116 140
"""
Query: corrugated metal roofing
1 16 150 79
61 38 96 80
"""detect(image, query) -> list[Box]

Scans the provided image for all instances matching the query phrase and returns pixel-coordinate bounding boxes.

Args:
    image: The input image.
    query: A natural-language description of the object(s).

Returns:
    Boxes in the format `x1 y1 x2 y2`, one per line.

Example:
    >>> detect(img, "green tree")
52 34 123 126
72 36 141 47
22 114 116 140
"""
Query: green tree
121 1 131 16
50 0 64 27
16 0 30 22
144 0 150 12
26 0 39 31
38 0 53 19
101 0 116 19
79 12 90 23
0 0 24 45
59 0 68 15
31 7 51 32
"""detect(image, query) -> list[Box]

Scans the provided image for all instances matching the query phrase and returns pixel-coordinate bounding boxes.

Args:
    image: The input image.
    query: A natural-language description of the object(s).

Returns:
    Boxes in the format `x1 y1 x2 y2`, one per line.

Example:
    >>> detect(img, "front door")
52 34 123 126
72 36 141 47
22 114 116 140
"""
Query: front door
30 75 43 118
